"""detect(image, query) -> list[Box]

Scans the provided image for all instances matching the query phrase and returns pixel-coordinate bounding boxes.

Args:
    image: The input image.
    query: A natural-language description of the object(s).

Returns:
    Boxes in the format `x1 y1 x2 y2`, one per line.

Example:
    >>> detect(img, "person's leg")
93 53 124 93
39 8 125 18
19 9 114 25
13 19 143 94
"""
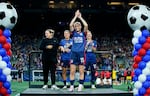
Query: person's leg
62 67 67 86
90 63 96 88
78 65 85 91
69 64 76 91
50 64 56 85
62 60 70 88
50 62 60 90
42 59 50 89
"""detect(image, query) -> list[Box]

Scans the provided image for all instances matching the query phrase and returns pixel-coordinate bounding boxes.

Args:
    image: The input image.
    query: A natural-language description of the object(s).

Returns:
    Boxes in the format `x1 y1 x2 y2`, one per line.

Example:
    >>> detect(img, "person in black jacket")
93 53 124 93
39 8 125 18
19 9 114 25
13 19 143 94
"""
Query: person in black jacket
39 29 59 90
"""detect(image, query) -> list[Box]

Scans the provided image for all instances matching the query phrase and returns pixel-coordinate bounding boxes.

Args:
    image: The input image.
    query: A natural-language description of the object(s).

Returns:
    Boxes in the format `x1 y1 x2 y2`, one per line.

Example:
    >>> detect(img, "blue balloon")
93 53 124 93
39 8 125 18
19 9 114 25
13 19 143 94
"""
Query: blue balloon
138 61 146 69
134 68 142 76
0 74 6 82
142 29 150 37
143 81 150 89
139 36 146 44
7 88 11 94
2 56 10 63
6 37 12 43
133 75 138 81
7 62 12 69
3 81 11 89
139 87 146 95
134 43 142 50
132 50 138 56
3 29 11 38
0 69 2 75
0 44 2 48
0 48 6 57
142 55 150 62
146 50 150 55
147 75 150 81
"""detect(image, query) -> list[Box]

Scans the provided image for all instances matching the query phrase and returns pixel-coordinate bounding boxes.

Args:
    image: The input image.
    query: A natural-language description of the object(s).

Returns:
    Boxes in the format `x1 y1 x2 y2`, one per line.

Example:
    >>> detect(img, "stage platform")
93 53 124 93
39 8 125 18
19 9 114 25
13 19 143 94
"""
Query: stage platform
20 88 133 96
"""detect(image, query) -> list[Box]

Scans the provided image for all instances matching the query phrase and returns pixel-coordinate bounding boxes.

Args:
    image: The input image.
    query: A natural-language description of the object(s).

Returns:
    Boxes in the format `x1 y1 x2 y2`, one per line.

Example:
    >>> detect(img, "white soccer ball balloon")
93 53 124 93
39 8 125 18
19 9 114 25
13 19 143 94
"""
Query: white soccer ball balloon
0 2 18 29
127 5 150 31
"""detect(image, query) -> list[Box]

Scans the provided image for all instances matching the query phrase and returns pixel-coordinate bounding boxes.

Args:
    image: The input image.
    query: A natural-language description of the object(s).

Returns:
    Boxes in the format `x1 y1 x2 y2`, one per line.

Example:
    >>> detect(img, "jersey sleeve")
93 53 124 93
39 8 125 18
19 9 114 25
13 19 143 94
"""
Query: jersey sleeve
59 39 64 46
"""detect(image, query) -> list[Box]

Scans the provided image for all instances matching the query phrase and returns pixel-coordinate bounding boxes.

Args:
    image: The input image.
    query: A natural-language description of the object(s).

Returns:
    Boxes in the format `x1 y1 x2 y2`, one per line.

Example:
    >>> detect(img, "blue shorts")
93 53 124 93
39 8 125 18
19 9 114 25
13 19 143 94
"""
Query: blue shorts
61 60 70 68
70 51 85 65
85 61 97 71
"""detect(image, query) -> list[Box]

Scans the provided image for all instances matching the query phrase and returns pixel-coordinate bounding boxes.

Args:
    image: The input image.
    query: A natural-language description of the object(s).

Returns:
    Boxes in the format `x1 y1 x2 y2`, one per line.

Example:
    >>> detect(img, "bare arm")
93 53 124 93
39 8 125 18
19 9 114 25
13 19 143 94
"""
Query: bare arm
69 10 80 32
78 12 88 32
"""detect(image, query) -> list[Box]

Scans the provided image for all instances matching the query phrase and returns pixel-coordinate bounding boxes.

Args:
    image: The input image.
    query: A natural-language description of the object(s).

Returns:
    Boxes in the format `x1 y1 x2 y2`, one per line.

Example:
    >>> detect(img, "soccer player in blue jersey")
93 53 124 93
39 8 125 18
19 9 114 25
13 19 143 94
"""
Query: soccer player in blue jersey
84 30 97 89
59 30 73 89
69 10 88 91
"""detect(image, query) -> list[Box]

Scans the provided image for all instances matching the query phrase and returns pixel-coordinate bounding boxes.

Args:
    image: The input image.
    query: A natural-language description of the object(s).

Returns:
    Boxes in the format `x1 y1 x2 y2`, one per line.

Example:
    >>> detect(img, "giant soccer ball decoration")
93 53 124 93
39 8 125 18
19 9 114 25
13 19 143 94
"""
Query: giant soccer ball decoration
0 2 18 29
127 5 150 31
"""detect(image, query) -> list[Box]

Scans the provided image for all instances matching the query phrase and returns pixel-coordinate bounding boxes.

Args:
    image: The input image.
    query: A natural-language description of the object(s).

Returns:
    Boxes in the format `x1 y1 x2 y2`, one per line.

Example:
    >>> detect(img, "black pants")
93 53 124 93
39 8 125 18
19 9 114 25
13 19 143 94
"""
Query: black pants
42 58 56 85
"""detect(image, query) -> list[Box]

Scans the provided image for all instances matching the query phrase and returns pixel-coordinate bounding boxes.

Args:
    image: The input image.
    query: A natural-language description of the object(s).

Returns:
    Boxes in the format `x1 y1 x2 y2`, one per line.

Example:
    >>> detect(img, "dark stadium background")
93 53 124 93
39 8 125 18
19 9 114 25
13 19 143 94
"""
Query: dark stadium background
2 0 149 39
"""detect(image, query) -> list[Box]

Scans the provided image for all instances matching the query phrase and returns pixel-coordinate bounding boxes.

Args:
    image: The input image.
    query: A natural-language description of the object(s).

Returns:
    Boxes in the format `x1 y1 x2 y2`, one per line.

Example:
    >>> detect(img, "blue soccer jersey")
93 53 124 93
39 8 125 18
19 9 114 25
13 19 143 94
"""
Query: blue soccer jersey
71 31 86 52
59 39 73 61
85 40 97 62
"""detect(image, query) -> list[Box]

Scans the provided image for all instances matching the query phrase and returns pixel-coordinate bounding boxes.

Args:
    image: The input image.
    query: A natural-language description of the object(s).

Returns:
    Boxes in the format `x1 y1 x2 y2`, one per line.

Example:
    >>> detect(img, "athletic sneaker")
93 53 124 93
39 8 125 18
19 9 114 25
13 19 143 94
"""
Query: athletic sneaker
68 85 74 92
51 85 60 90
77 84 84 91
42 85 48 90
91 85 96 89
62 85 67 89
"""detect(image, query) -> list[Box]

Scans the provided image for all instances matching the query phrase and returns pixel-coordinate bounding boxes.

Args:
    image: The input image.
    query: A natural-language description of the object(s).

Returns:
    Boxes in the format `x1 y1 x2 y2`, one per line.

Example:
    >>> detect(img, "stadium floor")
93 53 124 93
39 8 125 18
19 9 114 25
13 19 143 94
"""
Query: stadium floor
20 88 133 96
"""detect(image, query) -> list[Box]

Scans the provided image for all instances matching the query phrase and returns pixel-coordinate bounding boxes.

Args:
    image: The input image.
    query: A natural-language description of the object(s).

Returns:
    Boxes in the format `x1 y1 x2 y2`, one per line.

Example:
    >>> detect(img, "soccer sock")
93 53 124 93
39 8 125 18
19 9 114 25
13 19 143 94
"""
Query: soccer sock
70 80 75 85
79 79 84 85
64 80 66 86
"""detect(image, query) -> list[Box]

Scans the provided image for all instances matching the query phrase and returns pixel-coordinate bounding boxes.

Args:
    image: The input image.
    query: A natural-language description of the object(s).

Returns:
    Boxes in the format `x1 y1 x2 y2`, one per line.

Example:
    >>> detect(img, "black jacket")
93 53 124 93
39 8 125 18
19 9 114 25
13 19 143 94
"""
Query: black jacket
39 37 59 60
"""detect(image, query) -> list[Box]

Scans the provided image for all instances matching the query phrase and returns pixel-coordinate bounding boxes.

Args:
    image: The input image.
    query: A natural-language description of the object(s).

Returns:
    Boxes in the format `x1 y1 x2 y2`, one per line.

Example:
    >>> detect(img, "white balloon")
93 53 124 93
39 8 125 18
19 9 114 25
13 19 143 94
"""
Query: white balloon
0 61 7 69
138 74 146 82
7 75 12 82
146 61 150 69
134 81 142 89
142 67 150 75
133 30 142 38
132 37 139 45
3 67 11 75
0 56 2 61
133 88 139 95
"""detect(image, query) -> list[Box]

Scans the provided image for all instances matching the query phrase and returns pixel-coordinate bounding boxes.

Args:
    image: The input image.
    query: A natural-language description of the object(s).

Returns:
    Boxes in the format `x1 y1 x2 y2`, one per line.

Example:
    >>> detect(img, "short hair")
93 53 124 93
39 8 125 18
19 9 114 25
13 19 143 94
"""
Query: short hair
74 21 81 27
46 29 55 33
64 30 70 33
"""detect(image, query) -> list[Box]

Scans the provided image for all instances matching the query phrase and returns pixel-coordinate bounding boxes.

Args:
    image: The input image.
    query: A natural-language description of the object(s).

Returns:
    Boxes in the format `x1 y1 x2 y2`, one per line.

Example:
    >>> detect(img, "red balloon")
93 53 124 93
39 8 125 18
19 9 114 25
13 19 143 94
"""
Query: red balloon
4 94 10 96
144 94 149 96
6 50 12 56
0 29 3 36
133 63 138 69
134 55 142 63
0 82 3 88
146 37 150 43
138 48 146 56
0 36 6 44
146 88 150 94
3 43 11 51
0 87 7 95
143 42 150 50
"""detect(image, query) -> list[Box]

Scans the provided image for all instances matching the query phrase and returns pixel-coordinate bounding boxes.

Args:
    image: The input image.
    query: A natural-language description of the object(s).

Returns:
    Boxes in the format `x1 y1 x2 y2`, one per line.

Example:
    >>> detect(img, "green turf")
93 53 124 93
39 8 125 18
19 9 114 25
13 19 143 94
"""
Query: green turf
11 81 130 96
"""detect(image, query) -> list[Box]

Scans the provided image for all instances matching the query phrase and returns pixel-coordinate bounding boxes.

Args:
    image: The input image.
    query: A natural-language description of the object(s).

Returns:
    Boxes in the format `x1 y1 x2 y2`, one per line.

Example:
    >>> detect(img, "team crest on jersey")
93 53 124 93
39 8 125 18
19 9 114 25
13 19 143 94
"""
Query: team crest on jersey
80 33 83 36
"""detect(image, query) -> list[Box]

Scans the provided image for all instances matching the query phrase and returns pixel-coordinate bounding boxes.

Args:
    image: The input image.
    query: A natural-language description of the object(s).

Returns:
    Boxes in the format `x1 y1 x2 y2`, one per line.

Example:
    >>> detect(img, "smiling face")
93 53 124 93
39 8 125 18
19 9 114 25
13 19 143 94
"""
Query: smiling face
64 30 70 39
45 29 54 38
86 30 92 40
